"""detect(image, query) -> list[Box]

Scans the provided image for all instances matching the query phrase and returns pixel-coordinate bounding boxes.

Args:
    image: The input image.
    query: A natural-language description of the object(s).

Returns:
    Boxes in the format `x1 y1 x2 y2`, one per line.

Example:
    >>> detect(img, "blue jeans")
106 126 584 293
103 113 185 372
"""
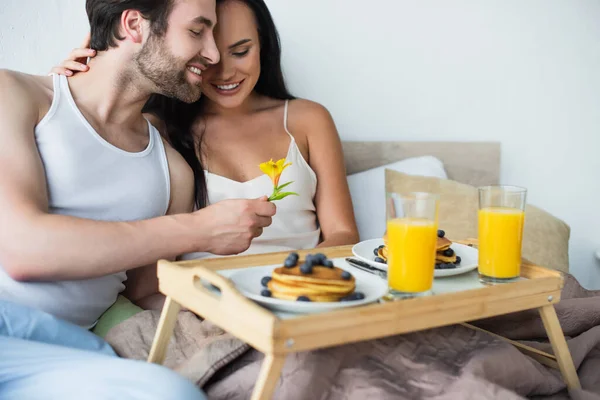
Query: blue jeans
0 300 206 400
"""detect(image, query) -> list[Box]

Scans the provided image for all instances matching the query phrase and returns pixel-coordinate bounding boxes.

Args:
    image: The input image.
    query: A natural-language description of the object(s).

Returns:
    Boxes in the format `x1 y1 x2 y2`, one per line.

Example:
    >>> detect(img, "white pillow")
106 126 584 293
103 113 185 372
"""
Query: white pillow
347 156 448 241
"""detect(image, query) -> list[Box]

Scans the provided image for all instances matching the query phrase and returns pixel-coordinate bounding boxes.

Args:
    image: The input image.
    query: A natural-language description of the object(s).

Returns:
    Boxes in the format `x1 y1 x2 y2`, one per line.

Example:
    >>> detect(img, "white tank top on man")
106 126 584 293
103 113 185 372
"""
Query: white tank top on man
182 100 320 260
0 74 171 328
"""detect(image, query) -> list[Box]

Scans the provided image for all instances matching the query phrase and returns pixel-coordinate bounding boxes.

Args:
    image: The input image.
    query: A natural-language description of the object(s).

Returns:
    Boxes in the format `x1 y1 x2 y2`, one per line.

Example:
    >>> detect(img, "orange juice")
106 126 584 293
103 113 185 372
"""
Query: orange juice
478 207 525 279
387 217 437 293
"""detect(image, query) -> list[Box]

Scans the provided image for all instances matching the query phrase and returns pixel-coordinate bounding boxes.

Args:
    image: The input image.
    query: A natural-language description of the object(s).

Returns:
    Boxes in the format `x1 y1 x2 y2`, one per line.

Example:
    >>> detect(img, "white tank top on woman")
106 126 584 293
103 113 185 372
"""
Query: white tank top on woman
0 74 171 328
182 100 320 260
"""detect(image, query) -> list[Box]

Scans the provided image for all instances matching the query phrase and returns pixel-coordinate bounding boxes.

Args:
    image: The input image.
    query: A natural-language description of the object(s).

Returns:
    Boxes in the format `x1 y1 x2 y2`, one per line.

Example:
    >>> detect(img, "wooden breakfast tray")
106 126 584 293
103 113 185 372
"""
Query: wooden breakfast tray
147 245 580 400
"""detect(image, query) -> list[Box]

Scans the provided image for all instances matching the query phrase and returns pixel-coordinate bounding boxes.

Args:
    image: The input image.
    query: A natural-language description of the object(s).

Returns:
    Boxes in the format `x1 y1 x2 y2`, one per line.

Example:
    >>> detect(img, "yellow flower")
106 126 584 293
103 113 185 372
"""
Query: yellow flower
259 158 298 202
259 158 291 187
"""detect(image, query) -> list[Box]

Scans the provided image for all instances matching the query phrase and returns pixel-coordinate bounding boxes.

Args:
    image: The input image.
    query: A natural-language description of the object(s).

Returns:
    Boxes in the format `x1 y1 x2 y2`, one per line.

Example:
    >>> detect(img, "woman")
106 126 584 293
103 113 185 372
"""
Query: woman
52 0 358 258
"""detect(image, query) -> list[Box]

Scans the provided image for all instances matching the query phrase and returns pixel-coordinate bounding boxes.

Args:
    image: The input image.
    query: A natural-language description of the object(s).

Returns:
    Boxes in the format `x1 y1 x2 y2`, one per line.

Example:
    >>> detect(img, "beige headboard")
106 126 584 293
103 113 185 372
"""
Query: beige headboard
342 141 501 187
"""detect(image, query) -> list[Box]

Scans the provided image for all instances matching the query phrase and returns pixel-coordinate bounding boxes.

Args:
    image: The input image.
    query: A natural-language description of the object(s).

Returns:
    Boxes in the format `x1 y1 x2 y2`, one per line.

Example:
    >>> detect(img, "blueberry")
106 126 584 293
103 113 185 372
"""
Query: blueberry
261 289 272 297
437 229 445 238
300 263 313 274
443 248 454 257
455 256 461 265
323 260 334 268
284 257 297 268
341 271 352 280
260 276 272 286
434 264 442 270
439 263 456 270
340 292 364 302
374 257 385 263
285 252 299 267
314 253 326 264
373 248 380 256
378 245 385 250
297 296 311 302
304 254 316 267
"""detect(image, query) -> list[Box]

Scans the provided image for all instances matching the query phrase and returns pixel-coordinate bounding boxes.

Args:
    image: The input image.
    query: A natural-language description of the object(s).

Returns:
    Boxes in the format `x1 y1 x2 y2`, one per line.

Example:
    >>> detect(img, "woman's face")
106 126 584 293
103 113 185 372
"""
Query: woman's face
200 0 261 109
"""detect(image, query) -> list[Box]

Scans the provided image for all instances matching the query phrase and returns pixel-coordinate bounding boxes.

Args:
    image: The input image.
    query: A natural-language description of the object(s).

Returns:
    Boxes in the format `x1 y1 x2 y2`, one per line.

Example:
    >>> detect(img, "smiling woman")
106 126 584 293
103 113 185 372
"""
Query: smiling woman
176 0 360 259
52 0 360 259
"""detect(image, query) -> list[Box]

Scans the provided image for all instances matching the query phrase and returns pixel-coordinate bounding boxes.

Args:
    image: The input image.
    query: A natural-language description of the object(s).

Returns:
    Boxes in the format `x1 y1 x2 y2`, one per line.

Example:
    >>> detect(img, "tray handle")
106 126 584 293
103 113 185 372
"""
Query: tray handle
157 260 277 325
190 266 238 300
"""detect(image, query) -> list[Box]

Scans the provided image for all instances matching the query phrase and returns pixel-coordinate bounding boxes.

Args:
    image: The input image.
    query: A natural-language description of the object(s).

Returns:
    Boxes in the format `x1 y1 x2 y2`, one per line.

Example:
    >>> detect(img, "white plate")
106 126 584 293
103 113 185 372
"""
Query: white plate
227 261 388 314
352 238 479 278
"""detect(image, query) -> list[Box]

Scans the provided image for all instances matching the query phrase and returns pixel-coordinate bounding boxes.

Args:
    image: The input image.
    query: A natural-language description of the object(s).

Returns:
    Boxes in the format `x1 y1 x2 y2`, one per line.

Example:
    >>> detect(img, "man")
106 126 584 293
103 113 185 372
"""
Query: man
0 0 275 398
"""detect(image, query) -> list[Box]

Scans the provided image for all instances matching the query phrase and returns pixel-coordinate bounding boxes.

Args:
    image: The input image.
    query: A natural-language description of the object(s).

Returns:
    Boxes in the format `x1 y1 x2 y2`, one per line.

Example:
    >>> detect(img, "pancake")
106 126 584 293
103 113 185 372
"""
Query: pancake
436 237 452 251
377 246 388 262
272 266 355 287
267 289 348 302
268 276 355 295
267 279 353 302
267 264 356 302
435 253 457 263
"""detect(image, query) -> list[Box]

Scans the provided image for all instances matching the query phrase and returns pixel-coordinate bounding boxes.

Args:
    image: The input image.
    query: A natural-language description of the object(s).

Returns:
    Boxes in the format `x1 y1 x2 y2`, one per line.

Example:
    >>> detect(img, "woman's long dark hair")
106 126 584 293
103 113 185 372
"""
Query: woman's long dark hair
143 0 295 209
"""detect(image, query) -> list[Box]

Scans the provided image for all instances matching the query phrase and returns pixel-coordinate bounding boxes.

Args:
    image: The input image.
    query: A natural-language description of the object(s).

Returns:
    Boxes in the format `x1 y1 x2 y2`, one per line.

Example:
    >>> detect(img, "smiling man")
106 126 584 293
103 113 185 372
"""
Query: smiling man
0 0 277 398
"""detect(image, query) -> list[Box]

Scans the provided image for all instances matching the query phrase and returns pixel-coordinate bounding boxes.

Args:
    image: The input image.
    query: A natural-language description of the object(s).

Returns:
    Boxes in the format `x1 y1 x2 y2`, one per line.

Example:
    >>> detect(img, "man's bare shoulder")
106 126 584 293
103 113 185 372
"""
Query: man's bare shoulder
160 137 195 214
0 69 53 96
144 112 167 136
161 137 193 174
0 69 53 123
144 113 194 213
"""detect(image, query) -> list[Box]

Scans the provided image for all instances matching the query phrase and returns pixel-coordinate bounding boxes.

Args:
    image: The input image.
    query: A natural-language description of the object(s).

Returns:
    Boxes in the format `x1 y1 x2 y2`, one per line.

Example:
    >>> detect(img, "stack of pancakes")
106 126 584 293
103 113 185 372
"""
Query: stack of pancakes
267 265 356 302
377 233 457 265
434 236 457 265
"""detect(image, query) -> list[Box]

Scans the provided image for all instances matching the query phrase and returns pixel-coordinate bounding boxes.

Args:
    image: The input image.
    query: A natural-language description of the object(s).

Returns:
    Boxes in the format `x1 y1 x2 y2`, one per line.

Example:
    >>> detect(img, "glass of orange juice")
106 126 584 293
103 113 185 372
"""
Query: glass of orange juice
478 185 527 284
384 192 439 300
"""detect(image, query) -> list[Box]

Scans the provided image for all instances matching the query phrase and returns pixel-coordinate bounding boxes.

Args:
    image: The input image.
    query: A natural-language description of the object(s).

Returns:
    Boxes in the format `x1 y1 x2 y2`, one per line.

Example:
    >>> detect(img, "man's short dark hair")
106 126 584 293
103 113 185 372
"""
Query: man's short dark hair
86 0 174 51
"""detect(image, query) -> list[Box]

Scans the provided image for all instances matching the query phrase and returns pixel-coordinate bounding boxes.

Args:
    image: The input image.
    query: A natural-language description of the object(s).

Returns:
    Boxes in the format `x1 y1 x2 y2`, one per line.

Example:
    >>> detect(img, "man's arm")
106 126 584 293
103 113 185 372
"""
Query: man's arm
0 71 196 281
0 70 276 282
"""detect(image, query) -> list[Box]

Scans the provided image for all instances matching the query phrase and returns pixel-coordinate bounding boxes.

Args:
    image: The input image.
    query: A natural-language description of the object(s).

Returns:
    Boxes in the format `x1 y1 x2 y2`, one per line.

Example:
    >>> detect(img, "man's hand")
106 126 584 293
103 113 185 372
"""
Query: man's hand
193 196 276 255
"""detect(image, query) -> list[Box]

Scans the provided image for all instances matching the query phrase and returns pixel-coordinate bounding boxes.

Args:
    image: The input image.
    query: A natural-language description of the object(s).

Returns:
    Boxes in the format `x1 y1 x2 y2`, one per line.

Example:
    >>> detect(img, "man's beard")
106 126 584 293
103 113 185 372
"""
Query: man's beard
134 35 203 104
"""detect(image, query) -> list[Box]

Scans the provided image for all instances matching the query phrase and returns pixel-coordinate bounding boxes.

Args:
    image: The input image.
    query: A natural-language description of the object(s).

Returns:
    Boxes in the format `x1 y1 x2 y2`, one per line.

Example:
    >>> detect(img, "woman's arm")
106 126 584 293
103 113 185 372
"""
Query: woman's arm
287 100 359 248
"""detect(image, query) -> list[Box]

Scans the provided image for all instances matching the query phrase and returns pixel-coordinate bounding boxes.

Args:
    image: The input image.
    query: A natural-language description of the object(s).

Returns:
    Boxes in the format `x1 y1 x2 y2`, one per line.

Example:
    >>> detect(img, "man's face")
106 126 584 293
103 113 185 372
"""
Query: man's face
134 0 220 103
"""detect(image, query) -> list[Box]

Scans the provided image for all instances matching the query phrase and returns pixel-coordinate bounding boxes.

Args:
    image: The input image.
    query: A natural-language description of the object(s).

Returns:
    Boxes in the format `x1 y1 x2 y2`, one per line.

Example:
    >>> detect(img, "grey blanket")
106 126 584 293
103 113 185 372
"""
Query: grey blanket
106 273 600 399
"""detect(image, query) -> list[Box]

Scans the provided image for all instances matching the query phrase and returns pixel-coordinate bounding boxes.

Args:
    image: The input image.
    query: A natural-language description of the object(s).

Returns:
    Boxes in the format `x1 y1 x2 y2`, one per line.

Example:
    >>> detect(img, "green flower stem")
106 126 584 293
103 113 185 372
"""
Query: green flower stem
267 181 298 201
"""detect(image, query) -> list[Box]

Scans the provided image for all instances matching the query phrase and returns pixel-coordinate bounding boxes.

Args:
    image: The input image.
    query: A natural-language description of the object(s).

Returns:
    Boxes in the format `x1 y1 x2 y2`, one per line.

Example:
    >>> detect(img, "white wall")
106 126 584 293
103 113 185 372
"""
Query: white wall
1 0 599 287
270 0 600 289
